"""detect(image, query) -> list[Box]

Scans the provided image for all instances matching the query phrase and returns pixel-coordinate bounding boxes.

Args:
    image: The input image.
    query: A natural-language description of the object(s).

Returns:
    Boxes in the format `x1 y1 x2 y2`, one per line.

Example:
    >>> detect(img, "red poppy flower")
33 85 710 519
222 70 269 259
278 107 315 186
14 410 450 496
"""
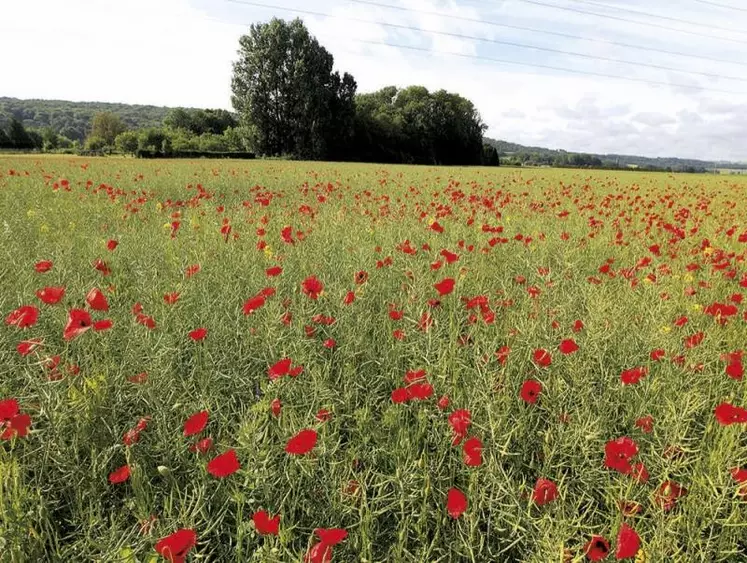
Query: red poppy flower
572 319 584 332
621 366 648 386
584 535 610 561
343 291 355 305
266 266 283 277
6 305 39 328
128 372 148 384
354 270 368 285
316 409 332 422
285 429 318 455
323 338 336 349
17 338 42 356
304 529 347 563
252 510 280 536
243 294 266 315
714 402 747 425
684 332 704 349
155 529 197 563
108 464 131 484
392 329 405 340
650 349 666 361
84 318 108 333
0 411 31 440
189 437 214 454
533 349 552 368
520 380 542 404
0 399 19 420
731 467 747 497
302 276 324 299
93 258 111 276
270 398 281 417
391 387 408 404
185 264 201 278
206 449 240 478
36 286 65 305
654 480 687 511
188 328 207 341
614 523 640 559
532 477 558 506
726 361 744 381
63 309 92 341
107 239 118 251
164 292 181 305
35 260 53 273
434 277 455 296
268 358 303 380
463 436 483 467
407 382 434 401
448 409 471 446
447 487 467 518
437 395 450 410
558 339 579 355
604 436 638 475
634 416 653 434
183 410 209 437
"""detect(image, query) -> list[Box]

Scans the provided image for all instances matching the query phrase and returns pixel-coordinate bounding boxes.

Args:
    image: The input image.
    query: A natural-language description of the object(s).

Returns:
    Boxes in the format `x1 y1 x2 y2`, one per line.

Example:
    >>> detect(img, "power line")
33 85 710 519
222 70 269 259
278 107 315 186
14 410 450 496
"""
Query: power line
349 38 745 95
225 0 747 86
348 0 747 68
568 0 747 35
514 0 747 45
694 0 747 12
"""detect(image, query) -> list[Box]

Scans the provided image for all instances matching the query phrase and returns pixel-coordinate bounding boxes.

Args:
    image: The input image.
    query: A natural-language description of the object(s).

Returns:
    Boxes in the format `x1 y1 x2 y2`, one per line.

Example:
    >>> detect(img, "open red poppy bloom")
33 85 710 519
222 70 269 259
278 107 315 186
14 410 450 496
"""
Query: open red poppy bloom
155 529 197 563
447 487 467 518
302 275 324 299
36 286 65 305
188 327 207 341
584 535 610 561
183 410 209 437
520 380 542 404
164 292 180 305
558 339 579 355
434 277 455 296
108 464 131 484
243 294 266 315
731 467 747 498
206 449 240 478
17 339 42 356
35 260 53 273
533 349 552 368
463 436 483 467
714 402 747 425
6 305 39 328
532 477 558 506
63 309 92 341
654 480 687 511
106 239 118 251
304 528 347 563
189 437 214 454
252 510 280 536
266 265 283 277
0 398 31 440
621 366 648 386
615 523 640 559
604 436 638 475
448 409 471 446
270 398 281 417
285 429 318 455
86 289 109 313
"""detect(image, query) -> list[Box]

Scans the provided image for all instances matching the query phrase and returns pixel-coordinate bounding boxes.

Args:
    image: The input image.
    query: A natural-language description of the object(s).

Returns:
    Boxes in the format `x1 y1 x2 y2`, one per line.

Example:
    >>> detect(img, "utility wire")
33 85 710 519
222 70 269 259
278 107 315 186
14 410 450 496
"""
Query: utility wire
349 38 745 95
694 0 747 12
568 0 747 35
225 0 747 86
514 0 747 45
349 0 747 68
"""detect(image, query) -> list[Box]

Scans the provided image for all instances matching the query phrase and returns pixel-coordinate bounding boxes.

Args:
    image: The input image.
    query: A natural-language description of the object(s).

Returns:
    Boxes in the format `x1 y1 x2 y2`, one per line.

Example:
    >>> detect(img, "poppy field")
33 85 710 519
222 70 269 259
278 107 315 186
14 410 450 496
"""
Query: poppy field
1 156 747 562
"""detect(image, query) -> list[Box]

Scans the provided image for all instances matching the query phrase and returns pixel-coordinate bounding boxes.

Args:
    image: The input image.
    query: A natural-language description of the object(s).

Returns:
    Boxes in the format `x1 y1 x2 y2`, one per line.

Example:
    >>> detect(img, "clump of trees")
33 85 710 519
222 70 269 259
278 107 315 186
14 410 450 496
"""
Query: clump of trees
230 18 494 166
0 118 74 151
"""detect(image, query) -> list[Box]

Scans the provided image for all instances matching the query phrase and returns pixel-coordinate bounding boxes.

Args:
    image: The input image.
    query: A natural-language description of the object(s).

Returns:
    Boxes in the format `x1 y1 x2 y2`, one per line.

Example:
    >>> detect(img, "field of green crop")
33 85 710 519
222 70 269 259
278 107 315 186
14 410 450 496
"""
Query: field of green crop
1 156 746 562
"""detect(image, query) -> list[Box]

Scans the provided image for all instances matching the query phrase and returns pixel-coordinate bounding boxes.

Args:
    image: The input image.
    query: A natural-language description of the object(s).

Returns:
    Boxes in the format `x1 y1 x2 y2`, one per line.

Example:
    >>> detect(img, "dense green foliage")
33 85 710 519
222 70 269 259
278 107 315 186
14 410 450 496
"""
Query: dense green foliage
2 157 747 561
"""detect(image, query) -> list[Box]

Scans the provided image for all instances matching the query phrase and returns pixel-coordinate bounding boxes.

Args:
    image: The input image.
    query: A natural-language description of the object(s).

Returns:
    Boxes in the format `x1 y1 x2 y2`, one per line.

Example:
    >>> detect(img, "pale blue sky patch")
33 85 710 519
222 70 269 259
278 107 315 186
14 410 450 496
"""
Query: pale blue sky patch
1 0 746 161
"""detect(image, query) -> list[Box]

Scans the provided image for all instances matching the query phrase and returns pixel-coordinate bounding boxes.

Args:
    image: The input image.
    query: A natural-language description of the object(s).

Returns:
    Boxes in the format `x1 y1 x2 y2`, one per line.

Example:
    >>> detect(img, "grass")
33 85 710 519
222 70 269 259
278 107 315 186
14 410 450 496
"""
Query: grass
1 156 746 562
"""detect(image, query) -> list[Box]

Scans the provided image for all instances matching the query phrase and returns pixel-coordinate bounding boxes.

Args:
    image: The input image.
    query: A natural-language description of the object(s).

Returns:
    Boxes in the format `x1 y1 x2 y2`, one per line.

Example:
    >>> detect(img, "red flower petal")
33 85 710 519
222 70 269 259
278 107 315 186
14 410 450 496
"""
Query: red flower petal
446 487 467 518
285 429 318 455
206 449 240 478
183 410 209 437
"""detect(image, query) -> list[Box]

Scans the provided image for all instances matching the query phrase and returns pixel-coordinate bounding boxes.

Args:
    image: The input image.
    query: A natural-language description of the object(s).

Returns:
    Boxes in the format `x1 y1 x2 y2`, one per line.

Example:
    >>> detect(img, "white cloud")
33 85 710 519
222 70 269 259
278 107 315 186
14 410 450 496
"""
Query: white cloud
1 0 746 161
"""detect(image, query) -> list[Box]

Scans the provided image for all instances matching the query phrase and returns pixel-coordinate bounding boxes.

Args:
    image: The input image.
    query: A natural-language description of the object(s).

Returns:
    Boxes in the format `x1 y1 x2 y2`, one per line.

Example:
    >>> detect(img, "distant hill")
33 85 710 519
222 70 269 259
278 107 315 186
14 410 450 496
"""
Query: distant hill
485 138 747 172
0 97 175 142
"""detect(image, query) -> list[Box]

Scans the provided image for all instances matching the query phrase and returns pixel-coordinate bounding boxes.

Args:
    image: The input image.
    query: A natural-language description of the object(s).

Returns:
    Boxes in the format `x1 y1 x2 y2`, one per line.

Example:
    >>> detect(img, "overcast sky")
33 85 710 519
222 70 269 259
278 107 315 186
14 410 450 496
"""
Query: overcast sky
2 0 747 161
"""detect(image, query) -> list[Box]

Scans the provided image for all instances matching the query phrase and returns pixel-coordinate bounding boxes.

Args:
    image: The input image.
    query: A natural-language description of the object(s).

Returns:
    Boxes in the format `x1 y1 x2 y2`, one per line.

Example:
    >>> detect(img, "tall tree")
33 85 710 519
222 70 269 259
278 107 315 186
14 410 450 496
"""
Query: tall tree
89 112 126 146
231 18 357 159
0 125 10 148
7 118 33 149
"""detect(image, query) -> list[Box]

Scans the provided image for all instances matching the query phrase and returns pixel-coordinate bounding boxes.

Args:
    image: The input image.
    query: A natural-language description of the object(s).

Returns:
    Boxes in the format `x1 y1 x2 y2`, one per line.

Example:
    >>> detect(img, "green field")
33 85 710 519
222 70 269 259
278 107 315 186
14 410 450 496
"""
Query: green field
1 156 746 562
